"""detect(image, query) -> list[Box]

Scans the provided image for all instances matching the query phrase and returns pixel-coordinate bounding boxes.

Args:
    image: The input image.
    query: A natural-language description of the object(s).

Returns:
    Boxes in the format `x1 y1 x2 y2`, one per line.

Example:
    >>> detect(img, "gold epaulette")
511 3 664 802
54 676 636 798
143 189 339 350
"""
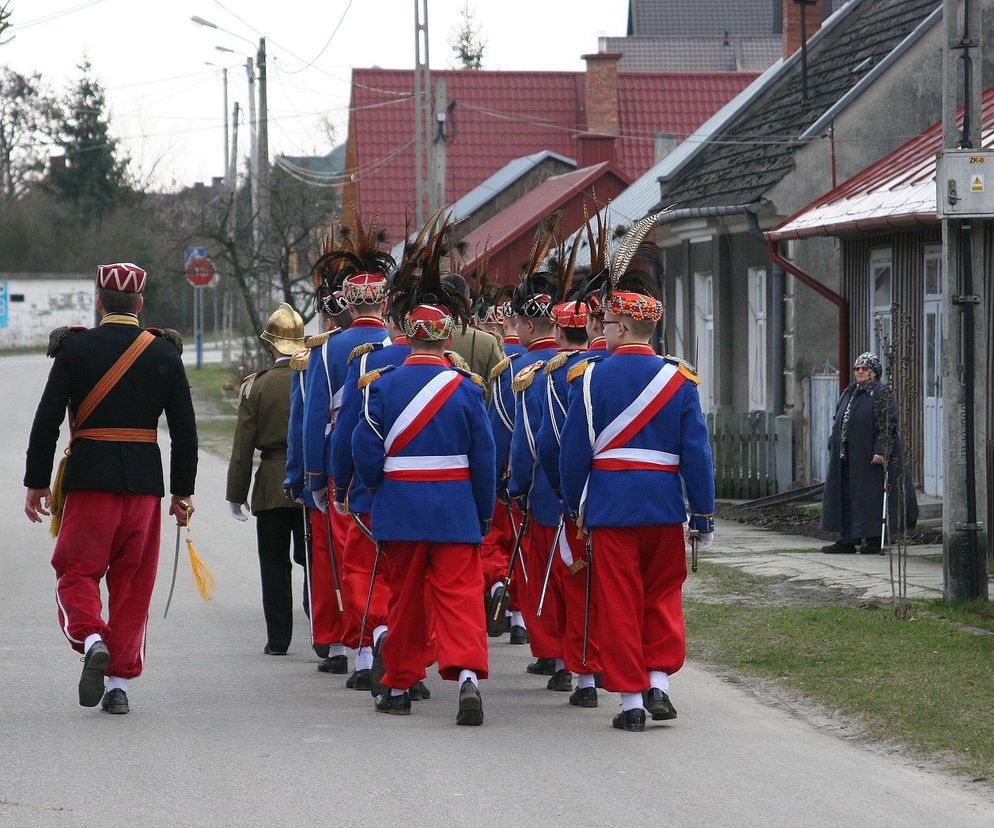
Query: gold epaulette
544 351 579 375
47 325 86 357
445 350 471 372
358 370 381 390
567 360 590 384
490 355 513 382
512 361 544 393
305 329 337 349
665 354 700 385
348 342 378 364
147 326 184 354
290 349 310 371
454 367 486 390
240 370 264 399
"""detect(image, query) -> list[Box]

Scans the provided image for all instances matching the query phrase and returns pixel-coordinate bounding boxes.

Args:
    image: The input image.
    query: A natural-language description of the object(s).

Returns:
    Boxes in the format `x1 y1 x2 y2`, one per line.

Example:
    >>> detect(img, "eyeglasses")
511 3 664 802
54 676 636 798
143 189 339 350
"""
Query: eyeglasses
602 320 624 329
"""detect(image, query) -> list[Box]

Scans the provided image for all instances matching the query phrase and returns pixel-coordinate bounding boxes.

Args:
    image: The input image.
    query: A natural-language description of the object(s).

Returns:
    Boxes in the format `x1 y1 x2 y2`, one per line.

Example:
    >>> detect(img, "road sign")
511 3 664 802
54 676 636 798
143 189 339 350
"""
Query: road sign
184 246 207 268
0 281 7 328
186 257 215 288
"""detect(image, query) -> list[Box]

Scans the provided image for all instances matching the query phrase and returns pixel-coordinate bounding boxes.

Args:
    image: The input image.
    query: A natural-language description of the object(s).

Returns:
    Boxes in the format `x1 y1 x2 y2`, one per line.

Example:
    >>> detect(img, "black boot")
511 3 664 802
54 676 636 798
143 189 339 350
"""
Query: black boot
643 688 678 721
509 625 529 645
526 657 556 675
313 643 330 659
100 688 129 714
350 669 371 691
612 708 646 732
821 541 856 554
374 691 411 715
568 686 598 708
408 680 431 701
456 679 484 726
547 669 573 691
78 641 109 708
485 585 510 637
861 538 884 555
317 655 348 674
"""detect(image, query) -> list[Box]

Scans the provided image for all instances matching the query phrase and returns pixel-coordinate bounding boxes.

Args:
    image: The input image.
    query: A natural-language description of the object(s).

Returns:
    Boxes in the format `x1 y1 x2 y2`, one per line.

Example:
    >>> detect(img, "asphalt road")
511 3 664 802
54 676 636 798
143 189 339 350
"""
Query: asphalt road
3 351 993 827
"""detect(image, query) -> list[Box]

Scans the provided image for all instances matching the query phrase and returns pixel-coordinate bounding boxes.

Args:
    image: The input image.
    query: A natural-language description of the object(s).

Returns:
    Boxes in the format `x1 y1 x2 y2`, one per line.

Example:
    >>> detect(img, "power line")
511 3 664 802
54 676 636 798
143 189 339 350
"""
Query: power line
281 0 356 76
10 0 106 31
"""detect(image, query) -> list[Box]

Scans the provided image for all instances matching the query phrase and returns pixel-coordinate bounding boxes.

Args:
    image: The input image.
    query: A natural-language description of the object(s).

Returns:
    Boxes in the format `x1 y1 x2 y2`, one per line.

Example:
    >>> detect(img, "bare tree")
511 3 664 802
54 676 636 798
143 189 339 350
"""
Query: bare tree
0 68 58 203
449 1 485 70
0 3 13 47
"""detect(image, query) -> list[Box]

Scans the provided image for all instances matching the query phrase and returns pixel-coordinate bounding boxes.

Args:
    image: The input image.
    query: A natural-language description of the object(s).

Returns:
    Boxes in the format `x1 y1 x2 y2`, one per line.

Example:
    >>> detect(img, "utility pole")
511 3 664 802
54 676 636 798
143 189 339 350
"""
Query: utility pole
246 56 259 258
940 0 988 601
414 0 431 226
222 100 240 370
221 68 230 185
432 76 448 217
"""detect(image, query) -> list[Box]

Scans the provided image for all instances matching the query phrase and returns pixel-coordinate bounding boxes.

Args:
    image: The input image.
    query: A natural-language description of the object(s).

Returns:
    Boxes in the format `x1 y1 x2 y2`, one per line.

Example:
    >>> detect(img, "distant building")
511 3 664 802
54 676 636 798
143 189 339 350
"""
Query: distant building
0 273 94 349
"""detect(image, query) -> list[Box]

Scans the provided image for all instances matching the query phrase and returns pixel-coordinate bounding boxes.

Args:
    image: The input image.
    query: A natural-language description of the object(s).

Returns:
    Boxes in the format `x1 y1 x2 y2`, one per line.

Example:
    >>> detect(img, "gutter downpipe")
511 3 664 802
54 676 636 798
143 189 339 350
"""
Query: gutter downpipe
746 211 849 394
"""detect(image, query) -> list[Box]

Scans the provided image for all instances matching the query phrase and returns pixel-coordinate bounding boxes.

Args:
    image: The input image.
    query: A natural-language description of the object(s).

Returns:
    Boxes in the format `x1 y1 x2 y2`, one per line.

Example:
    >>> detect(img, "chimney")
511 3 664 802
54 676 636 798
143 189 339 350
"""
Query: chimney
783 0 823 58
579 52 621 168
211 176 224 189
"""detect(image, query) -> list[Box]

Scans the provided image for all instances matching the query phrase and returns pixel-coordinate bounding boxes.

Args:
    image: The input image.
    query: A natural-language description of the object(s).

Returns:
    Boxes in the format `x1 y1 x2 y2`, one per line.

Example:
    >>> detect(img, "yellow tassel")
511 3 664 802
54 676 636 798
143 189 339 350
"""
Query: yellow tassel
49 451 70 538
186 539 216 603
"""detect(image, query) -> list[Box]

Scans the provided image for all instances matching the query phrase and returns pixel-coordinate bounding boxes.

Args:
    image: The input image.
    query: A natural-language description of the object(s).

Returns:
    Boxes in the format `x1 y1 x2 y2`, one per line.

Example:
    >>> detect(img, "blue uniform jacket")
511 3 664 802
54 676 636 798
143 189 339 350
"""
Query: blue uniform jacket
302 319 390 492
285 365 317 509
352 356 497 543
331 340 412 513
559 347 715 531
535 349 598 498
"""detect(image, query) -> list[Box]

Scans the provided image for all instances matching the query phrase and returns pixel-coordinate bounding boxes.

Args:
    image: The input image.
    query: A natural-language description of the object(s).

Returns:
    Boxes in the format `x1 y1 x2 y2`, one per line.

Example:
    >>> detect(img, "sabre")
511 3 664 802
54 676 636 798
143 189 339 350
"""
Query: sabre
162 499 189 619
879 465 890 555
536 519 564 618
352 511 381 653
688 528 700 573
581 531 593 666
322 507 345 614
301 504 315 643
493 509 530 622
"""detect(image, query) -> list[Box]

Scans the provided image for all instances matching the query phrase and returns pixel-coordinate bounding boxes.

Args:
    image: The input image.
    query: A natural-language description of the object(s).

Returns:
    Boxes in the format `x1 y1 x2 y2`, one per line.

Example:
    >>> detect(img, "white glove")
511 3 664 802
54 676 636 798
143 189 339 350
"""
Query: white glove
333 500 348 516
312 486 329 513
697 532 714 551
228 502 249 522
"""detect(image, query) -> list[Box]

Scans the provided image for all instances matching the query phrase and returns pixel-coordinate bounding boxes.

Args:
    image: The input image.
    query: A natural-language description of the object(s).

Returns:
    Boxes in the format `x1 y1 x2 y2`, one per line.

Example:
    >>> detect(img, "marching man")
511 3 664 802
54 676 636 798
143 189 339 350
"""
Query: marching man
560 219 716 732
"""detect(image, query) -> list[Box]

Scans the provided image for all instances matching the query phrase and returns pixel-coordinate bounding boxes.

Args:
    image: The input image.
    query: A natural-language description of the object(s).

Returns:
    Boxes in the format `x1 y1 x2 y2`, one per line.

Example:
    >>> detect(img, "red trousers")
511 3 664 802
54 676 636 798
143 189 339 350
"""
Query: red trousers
522 522 565 659
308 506 353 647
343 512 390 648
591 525 687 693
380 541 488 691
51 490 160 679
480 499 524 612
559 521 601 675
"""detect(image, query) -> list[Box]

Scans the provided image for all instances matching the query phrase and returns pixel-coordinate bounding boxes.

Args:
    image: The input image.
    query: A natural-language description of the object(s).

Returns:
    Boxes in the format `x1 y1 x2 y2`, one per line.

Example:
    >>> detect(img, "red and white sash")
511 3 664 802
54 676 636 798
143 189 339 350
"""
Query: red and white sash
383 370 468 481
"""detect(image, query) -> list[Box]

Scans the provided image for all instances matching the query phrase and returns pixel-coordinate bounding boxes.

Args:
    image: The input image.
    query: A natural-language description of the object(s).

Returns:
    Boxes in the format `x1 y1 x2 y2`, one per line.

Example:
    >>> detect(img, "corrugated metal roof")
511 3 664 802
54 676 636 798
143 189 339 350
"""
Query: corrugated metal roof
602 35 782 73
349 68 756 237
767 86 994 240
626 0 848 38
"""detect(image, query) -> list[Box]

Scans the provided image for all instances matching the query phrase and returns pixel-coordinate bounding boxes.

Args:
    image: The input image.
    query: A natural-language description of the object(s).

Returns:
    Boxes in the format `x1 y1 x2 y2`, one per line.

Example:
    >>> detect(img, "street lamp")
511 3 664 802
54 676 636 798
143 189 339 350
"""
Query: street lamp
190 14 256 48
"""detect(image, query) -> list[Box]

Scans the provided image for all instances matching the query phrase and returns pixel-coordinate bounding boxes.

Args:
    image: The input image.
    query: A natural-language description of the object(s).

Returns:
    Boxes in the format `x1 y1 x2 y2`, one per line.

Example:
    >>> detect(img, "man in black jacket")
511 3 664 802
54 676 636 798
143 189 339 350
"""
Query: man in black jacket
23 262 198 714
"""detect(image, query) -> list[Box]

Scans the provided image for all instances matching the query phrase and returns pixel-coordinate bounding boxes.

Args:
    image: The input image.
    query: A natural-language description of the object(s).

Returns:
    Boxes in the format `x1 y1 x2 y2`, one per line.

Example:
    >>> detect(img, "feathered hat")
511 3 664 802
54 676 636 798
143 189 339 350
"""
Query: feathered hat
510 212 562 318
389 212 468 341
470 245 512 325
320 206 395 305
602 208 668 322
547 227 588 329
310 229 348 316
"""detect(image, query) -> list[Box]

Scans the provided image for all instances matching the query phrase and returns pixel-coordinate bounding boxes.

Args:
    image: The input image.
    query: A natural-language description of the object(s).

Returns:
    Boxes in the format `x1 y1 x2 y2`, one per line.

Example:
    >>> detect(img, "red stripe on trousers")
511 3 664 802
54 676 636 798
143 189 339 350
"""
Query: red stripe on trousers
383 467 470 481
51 490 160 679
591 460 679 472
522 522 565 660
380 541 488 690
602 371 685 452
308 499 355 647
343 512 391 648
388 374 464 456
560 518 601 675
591 524 687 693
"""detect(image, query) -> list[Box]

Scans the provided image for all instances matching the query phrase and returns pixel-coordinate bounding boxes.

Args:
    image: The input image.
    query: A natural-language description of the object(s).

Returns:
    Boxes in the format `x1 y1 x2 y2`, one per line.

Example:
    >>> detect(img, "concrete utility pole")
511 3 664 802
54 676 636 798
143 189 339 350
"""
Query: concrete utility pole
221 68 230 184
940 0 988 600
414 0 431 226
432 76 448 217
256 37 272 312
222 100 239 370
246 56 259 254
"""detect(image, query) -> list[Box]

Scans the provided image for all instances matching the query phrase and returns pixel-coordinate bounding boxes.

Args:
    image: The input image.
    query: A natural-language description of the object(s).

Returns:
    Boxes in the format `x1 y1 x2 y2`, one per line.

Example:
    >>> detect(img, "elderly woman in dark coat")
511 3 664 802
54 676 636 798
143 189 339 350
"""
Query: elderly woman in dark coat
820 352 918 554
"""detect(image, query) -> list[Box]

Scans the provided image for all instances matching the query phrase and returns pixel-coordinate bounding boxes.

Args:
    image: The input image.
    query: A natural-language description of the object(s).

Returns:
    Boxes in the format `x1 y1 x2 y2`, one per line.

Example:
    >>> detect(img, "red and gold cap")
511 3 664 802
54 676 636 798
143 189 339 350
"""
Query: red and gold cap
96 262 147 293
403 304 455 341
606 290 663 322
552 300 588 329
342 272 388 305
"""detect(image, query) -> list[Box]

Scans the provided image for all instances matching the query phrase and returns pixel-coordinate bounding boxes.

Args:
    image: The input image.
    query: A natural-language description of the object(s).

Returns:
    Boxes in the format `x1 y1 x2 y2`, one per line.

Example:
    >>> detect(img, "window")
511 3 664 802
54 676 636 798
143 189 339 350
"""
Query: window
694 272 714 414
869 248 892 363
747 267 767 411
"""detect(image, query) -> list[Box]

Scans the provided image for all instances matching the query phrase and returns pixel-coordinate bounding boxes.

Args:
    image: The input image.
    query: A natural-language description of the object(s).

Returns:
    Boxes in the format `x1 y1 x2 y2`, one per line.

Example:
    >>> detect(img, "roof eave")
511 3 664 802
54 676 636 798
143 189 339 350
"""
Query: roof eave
764 211 938 241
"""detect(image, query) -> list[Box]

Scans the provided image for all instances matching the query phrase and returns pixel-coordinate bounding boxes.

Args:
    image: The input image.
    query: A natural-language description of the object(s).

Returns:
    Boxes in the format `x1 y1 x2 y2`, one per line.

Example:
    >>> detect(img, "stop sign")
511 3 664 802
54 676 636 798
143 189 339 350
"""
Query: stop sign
186 256 215 287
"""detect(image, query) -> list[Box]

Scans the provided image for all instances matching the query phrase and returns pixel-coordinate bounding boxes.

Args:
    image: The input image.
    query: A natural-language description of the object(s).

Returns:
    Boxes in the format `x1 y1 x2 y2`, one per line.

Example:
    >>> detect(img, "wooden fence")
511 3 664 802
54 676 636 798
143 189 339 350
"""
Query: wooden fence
706 412 778 499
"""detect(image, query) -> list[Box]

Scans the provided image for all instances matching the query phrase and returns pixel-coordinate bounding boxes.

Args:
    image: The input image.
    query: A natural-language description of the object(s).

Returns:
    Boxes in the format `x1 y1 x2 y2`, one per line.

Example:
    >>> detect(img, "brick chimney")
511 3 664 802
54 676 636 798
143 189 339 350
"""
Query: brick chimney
783 0 823 58
578 52 621 168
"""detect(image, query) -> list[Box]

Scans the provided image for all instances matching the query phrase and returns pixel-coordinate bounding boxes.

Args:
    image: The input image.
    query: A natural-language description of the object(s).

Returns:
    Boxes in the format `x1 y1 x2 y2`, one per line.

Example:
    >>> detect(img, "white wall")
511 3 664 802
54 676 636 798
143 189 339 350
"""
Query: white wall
0 274 95 349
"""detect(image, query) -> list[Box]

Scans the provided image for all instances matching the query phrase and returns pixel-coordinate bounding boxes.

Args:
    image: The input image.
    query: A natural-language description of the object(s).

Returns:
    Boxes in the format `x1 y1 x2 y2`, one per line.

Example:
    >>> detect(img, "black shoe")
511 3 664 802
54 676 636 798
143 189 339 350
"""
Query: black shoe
313 643 330 659
860 542 885 556
374 691 411 715
408 680 431 701
547 669 573 691
504 616 512 634
613 708 646 732
594 673 604 689
643 688 678 721
568 686 598 708
100 688 129 714
456 679 484 726
485 585 510 637
263 644 288 655
78 641 109 707
369 634 387 698
526 657 556 675
351 669 371 691
317 655 348 674
509 625 529 645
821 541 856 554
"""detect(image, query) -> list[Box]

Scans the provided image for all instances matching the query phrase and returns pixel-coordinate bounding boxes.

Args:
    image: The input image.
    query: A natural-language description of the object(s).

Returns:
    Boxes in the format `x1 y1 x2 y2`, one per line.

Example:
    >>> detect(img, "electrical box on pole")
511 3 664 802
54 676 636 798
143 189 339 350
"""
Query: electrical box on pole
936 149 994 218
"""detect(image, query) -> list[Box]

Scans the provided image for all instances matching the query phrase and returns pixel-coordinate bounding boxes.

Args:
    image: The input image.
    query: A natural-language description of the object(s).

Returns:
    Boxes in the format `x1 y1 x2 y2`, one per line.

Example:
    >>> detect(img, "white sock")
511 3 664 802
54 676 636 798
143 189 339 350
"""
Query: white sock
648 670 669 692
555 659 566 672
389 687 406 697
490 581 503 597
372 625 388 647
577 674 595 689
106 676 128 692
84 634 102 654
329 644 347 658
355 647 373 671
621 692 643 711
505 610 512 619
459 669 479 687
511 611 525 627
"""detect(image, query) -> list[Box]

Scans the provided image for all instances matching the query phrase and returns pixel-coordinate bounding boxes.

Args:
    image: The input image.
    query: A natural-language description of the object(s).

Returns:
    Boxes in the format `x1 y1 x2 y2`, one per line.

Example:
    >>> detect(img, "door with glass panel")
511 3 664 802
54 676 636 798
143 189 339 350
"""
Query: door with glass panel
922 247 943 496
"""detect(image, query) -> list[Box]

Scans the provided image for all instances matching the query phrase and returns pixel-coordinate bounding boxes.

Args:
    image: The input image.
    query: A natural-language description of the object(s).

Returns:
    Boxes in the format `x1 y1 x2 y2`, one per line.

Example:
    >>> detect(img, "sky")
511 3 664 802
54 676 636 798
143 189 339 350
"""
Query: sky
1 0 630 191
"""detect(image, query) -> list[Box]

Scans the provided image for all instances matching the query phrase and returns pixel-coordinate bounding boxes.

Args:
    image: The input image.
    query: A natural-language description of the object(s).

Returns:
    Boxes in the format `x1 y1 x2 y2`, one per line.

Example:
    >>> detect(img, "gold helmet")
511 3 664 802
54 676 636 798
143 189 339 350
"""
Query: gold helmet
260 302 305 355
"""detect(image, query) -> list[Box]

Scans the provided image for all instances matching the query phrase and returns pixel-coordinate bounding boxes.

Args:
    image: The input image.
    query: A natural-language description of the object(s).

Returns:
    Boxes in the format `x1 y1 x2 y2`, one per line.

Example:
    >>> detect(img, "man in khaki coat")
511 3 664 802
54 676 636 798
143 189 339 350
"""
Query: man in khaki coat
443 273 503 393
226 303 306 655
